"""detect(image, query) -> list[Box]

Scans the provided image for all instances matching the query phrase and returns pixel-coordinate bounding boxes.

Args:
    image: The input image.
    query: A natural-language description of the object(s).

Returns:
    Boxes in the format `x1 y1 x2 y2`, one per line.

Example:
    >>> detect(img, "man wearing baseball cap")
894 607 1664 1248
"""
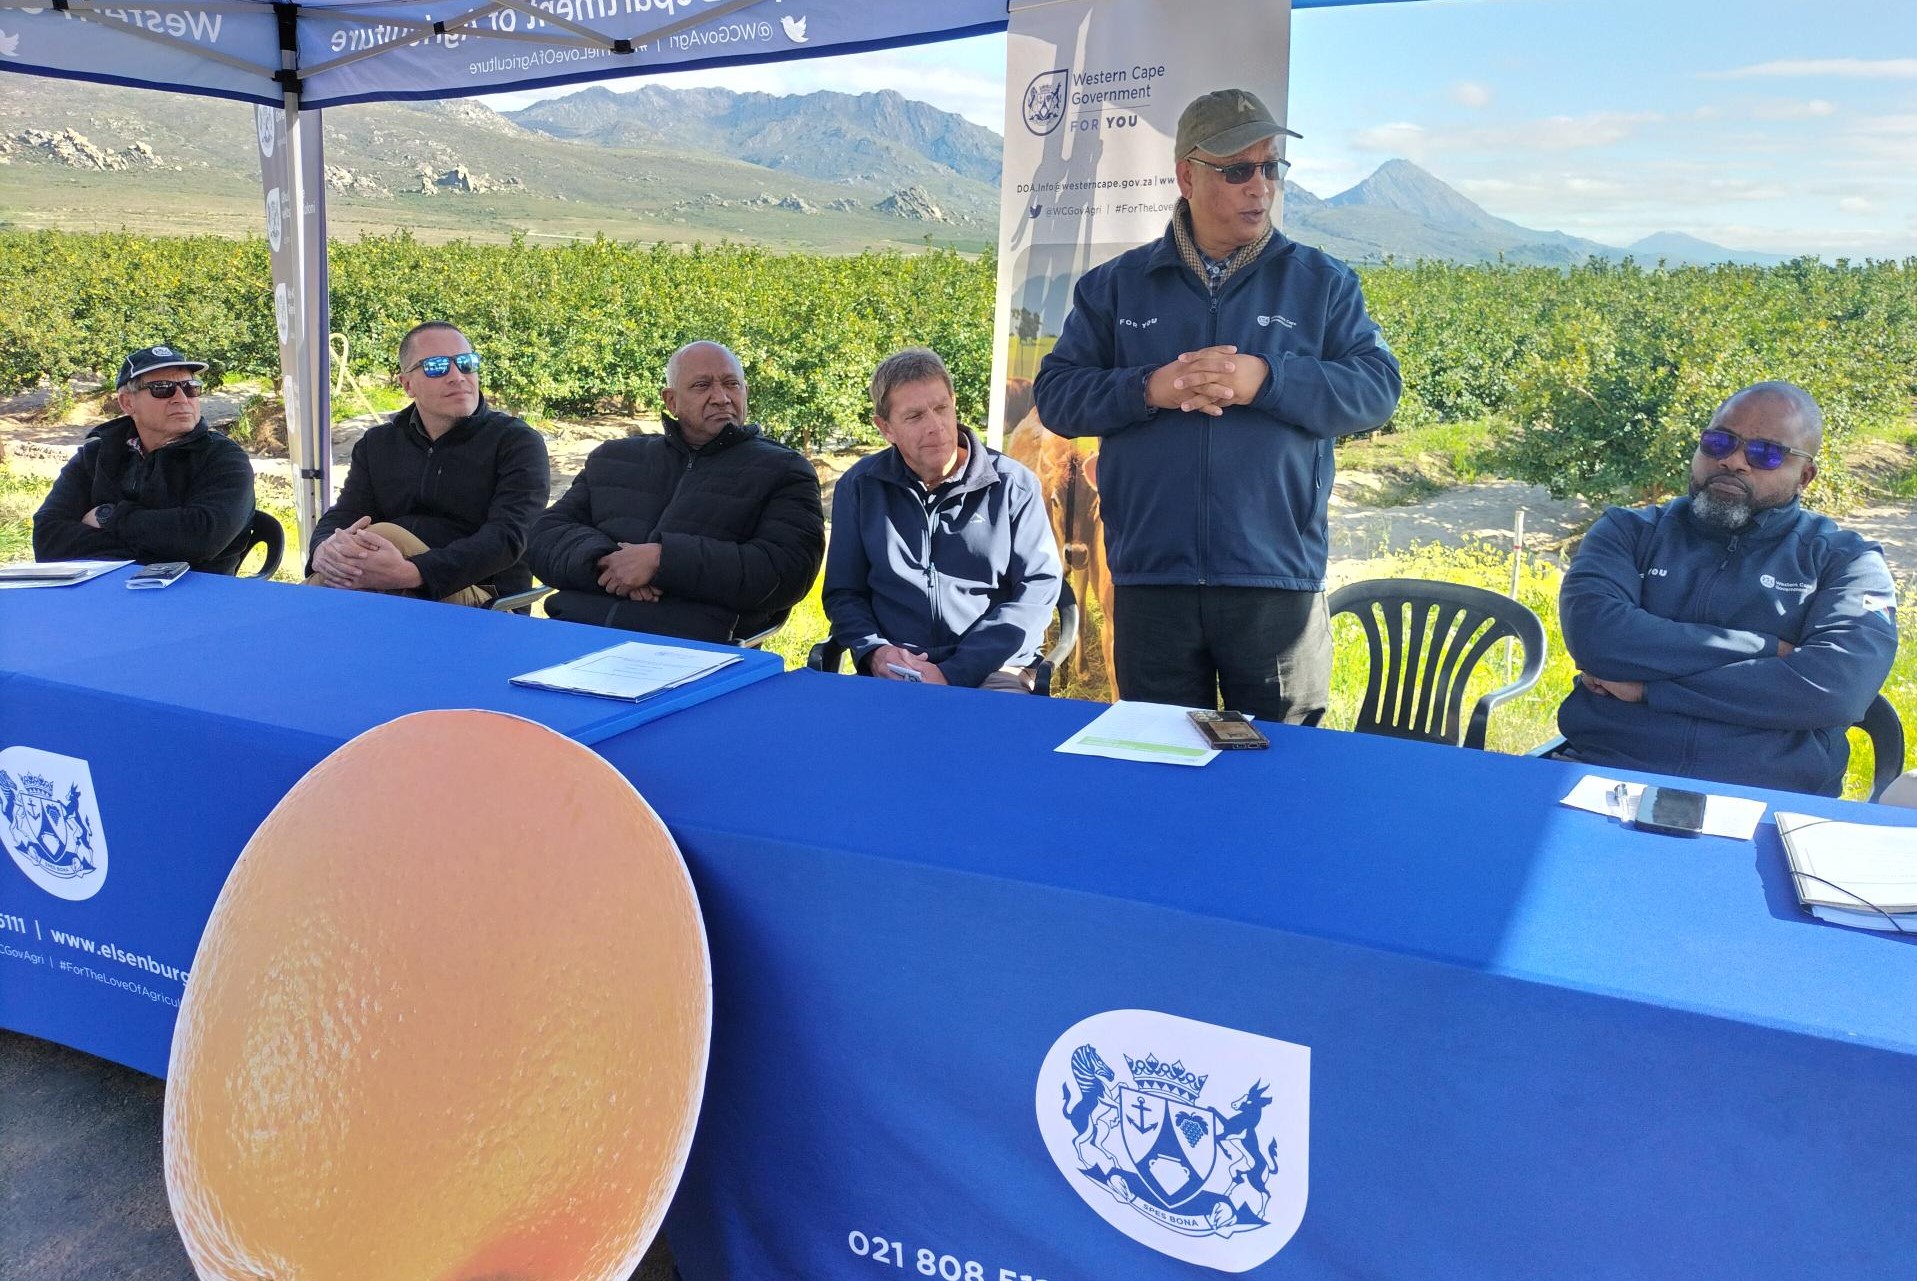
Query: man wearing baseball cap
33 343 256 573
1035 89 1401 725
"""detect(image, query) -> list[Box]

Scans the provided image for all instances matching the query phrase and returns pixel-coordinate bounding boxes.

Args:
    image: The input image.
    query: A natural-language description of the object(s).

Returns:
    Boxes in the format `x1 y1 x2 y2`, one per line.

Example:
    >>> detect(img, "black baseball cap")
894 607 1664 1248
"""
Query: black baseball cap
116 344 208 389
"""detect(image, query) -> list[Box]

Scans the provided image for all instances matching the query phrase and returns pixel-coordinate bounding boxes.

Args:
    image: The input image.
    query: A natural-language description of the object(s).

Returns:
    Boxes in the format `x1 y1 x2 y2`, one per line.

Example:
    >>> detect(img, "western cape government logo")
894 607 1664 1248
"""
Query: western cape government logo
1036 1009 1308 1272
0 746 109 901
1023 68 1069 136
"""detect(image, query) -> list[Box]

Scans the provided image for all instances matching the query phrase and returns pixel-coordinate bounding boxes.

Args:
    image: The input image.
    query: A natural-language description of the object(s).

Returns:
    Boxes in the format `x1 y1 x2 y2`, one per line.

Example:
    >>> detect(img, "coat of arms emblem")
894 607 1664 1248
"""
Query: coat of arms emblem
1022 68 1069 137
1037 1009 1308 1272
1 747 108 901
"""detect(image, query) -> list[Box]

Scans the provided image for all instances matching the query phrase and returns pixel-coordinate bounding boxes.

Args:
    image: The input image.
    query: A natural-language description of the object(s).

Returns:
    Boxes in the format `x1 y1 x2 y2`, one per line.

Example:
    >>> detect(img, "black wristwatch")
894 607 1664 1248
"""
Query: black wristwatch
91 503 116 526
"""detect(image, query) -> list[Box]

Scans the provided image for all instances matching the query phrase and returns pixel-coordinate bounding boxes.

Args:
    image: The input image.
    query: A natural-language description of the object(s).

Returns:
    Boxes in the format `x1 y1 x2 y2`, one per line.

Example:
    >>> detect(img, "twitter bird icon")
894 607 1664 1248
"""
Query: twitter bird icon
781 14 808 44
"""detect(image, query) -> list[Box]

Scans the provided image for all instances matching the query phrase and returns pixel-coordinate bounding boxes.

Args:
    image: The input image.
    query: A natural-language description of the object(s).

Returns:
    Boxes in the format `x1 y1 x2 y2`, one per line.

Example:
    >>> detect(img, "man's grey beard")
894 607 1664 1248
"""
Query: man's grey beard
1690 482 1753 532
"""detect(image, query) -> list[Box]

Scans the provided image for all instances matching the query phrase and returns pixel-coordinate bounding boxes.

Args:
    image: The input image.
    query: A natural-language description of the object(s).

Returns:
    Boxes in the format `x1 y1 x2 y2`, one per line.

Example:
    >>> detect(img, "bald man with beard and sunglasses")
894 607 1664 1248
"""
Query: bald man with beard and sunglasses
1557 381 1898 796
33 343 256 574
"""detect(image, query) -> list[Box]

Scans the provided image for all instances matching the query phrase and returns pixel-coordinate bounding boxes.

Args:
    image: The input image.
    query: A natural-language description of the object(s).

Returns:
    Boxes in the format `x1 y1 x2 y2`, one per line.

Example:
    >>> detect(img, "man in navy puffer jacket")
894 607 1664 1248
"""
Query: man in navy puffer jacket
826 348 1061 691
1559 382 1897 796
1034 89 1401 723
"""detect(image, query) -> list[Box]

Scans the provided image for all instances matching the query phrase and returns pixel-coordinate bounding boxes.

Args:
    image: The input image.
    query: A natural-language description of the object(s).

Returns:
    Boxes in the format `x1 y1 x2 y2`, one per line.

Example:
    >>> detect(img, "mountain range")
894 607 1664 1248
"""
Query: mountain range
0 77 1789 266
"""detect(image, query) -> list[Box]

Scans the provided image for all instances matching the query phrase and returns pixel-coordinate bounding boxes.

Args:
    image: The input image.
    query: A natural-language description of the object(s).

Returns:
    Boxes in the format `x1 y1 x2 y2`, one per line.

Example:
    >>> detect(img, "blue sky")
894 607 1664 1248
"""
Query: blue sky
485 0 1916 257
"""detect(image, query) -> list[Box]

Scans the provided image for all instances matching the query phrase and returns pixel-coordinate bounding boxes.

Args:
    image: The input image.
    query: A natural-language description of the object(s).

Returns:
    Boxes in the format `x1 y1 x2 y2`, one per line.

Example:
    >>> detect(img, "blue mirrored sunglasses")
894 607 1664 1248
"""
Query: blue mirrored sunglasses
1698 427 1814 471
405 352 481 378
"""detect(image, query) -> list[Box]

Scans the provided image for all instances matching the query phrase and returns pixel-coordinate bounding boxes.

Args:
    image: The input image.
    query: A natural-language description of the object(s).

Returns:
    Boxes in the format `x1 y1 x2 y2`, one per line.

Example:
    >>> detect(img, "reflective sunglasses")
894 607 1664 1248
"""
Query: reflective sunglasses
404 351 481 378
1698 427 1815 470
135 379 203 399
1188 156 1290 185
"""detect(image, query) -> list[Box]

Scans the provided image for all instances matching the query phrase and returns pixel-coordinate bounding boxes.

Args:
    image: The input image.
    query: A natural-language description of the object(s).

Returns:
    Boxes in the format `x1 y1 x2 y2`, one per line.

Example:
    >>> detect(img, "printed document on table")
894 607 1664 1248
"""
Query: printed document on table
0 560 130 590
1056 700 1221 766
511 641 741 702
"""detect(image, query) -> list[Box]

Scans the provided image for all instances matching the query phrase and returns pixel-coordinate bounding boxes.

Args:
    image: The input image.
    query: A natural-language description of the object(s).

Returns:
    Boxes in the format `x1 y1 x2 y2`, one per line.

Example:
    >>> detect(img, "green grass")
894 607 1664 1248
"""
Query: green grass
1335 418 1501 506
0 467 45 563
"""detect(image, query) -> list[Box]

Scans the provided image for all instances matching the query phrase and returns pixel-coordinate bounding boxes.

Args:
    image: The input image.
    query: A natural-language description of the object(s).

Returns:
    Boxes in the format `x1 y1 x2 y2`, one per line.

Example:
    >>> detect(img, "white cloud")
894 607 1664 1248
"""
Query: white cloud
1840 196 1880 215
1448 81 1493 108
1352 111 1661 158
1752 98 1837 121
1702 58 1917 81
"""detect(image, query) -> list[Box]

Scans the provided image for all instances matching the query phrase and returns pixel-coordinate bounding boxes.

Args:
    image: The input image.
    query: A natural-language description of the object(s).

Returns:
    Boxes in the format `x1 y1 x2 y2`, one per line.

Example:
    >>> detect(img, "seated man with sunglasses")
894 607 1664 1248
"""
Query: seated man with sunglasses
307 322 549 606
1035 88 1401 725
1557 381 1897 796
33 343 256 573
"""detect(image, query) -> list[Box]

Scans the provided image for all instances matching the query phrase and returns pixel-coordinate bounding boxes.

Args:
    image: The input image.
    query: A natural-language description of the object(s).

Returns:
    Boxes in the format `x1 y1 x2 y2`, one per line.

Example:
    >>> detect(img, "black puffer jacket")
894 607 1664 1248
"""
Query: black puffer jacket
33 417 255 574
308 399 550 598
529 417 824 642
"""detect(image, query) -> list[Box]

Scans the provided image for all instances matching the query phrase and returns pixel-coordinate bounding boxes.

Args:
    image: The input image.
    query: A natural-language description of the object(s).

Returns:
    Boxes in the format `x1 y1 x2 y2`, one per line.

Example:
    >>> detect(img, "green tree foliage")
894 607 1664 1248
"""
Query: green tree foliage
1 231 995 452
4 232 1911 494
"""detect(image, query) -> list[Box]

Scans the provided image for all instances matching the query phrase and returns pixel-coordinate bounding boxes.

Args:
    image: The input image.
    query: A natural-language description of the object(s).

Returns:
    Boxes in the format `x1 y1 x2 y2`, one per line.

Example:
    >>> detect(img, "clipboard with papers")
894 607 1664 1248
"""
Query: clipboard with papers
510 640 742 703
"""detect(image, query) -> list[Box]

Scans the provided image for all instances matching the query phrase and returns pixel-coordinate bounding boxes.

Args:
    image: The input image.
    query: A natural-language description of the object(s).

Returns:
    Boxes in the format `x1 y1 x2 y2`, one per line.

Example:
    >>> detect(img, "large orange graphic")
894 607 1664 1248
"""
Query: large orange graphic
163 710 710 1281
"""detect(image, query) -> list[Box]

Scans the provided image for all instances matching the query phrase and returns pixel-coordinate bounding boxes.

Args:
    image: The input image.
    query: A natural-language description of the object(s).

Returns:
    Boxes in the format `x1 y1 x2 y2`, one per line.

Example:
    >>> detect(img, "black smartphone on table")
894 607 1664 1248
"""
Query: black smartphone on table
1188 709 1270 750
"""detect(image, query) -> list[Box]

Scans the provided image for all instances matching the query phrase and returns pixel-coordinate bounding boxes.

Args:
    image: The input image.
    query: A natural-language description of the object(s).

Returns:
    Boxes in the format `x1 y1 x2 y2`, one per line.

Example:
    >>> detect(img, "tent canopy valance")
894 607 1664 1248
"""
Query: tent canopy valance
0 0 1412 109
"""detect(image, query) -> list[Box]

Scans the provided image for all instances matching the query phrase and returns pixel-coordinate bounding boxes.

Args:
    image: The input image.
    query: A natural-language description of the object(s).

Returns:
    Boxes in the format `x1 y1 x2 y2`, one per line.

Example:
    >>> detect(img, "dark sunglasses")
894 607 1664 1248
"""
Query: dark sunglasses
405 352 481 378
1698 427 1815 471
1188 157 1290 185
135 379 203 399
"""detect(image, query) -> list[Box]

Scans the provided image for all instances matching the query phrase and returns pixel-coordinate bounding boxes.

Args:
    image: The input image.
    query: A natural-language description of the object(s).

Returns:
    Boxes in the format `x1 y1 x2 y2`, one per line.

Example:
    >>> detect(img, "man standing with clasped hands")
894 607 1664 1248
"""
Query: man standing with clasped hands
1035 89 1401 724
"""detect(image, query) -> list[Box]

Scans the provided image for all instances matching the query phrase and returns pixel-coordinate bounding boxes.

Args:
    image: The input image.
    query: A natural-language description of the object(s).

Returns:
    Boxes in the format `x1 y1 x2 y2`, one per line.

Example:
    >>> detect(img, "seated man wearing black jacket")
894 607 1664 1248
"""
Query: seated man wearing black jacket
33 343 255 574
528 341 824 643
307 322 549 606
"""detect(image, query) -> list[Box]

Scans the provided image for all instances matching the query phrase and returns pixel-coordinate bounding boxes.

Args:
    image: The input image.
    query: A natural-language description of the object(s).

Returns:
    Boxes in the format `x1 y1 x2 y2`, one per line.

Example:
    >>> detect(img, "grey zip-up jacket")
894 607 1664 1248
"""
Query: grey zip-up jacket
824 427 1061 687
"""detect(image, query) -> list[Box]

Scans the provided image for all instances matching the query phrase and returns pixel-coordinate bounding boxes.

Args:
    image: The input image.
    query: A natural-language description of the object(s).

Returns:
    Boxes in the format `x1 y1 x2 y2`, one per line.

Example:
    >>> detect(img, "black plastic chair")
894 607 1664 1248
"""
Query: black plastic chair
1853 692 1905 802
1328 578 1547 750
232 510 284 579
808 578 1081 696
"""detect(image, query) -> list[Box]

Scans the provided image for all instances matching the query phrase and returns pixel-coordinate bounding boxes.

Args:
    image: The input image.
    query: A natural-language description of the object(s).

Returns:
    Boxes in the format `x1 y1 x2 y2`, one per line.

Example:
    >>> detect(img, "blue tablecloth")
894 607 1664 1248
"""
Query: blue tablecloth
0 568 780 1072
587 672 1917 1281
5 587 1915 1276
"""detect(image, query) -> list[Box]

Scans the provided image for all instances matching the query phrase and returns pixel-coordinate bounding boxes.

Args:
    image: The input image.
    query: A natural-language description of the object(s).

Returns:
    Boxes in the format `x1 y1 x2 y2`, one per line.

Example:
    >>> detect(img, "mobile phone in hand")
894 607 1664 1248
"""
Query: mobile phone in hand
127 561 190 589
885 662 924 683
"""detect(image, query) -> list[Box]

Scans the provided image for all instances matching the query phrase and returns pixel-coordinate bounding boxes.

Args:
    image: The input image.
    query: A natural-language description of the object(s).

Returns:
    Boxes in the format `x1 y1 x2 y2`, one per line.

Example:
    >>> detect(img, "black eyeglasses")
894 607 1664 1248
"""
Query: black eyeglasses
1188 157 1290 185
1698 427 1815 471
404 352 481 378
136 379 203 399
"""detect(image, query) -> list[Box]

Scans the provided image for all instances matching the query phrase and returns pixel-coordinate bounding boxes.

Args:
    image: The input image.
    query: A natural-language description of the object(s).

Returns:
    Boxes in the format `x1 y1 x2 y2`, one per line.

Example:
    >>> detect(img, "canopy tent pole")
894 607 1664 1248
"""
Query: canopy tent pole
261 1 331 545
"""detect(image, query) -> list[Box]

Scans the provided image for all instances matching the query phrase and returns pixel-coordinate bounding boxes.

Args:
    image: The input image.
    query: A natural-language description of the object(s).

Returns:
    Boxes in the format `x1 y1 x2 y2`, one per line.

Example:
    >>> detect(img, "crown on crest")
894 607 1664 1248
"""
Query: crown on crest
1125 1053 1207 1105
20 773 54 800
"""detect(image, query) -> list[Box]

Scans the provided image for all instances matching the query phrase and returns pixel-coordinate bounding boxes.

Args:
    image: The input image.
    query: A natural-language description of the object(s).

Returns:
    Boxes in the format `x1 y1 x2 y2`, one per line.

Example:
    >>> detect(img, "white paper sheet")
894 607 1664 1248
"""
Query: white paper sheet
1056 701 1221 767
0 560 131 590
1560 775 1767 840
510 641 740 703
